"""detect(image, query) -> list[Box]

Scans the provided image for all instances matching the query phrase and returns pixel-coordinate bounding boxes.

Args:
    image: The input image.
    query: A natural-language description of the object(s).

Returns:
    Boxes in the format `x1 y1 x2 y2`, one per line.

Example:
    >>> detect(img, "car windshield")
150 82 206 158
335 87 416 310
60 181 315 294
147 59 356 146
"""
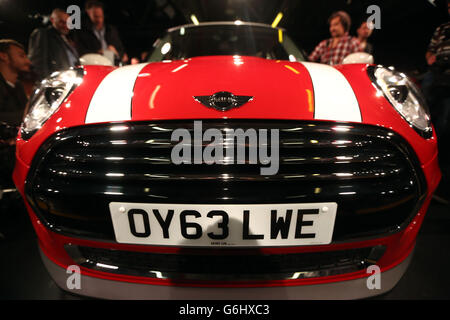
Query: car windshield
148 23 306 62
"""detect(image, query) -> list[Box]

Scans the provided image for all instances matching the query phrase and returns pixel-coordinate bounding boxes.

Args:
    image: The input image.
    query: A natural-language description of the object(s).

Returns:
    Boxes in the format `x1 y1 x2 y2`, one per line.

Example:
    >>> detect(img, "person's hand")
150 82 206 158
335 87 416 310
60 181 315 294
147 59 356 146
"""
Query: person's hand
0 123 18 146
107 45 119 57
0 138 16 146
426 53 436 66
140 51 149 62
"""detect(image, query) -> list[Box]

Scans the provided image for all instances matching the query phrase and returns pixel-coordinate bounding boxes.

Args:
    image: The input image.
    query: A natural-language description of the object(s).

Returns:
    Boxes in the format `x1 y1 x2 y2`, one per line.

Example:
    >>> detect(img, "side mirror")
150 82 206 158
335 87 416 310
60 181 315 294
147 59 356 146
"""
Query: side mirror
79 53 114 66
342 52 374 64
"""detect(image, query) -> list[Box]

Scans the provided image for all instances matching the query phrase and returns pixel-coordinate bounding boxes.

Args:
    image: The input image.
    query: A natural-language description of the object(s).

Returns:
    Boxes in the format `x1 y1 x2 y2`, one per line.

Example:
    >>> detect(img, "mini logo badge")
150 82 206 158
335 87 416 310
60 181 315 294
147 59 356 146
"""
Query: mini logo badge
194 91 253 111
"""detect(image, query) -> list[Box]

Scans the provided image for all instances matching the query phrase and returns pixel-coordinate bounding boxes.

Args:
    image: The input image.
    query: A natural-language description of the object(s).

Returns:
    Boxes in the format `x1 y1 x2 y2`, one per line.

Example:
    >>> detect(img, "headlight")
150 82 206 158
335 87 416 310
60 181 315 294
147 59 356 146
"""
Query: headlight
368 66 432 138
21 68 83 140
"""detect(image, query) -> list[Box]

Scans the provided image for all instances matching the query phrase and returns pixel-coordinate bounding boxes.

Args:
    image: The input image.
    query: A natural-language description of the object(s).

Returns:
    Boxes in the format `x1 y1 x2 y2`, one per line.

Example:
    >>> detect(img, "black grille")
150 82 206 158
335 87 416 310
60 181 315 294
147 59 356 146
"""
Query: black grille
25 120 427 241
67 245 385 281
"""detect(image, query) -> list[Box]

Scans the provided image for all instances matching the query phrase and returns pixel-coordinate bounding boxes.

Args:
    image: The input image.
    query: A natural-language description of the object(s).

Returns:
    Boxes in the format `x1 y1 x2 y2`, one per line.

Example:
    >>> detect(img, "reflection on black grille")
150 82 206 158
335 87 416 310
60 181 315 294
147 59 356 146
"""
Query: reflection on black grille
66 245 385 281
25 121 426 241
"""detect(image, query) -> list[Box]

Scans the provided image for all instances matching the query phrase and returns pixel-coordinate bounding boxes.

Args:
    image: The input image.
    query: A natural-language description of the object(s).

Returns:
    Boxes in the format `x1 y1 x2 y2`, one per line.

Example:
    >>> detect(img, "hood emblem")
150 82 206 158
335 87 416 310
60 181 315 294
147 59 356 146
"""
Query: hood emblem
194 91 253 111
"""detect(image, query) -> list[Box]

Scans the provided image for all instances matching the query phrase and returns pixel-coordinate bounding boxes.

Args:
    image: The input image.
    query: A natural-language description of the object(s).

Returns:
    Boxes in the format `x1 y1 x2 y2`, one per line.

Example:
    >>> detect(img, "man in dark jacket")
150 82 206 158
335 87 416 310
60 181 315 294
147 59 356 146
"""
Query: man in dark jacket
28 8 80 80
75 0 128 65
0 39 30 127
0 39 31 188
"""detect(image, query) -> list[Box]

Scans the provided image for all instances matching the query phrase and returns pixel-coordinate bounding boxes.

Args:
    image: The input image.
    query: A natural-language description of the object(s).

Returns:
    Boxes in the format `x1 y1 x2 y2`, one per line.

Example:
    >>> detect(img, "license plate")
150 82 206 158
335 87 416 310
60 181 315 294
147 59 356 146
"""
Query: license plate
109 202 337 247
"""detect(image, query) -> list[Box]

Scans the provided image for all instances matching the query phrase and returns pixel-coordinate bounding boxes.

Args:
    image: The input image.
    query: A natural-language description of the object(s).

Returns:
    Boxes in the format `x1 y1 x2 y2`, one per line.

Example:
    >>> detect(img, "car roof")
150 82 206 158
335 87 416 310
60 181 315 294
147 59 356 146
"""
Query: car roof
167 21 285 33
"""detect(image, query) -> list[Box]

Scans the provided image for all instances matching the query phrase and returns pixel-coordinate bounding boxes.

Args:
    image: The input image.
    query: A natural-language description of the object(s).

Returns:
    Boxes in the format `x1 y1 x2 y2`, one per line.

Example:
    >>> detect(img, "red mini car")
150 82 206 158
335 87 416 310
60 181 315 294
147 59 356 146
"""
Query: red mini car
14 22 441 299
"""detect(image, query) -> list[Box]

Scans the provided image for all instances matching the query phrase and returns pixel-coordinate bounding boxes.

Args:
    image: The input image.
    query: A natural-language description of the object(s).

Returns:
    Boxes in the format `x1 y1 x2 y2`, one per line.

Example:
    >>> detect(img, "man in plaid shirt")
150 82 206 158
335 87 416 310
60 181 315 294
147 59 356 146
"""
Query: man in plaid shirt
425 8 450 66
422 0 450 151
309 11 361 65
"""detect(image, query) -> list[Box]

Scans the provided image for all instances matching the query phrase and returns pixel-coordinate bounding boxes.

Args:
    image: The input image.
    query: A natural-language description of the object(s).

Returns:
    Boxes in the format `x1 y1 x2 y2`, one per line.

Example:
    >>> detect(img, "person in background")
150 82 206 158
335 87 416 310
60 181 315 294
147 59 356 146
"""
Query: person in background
75 0 128 65
0 39 31 128
355 21 374 55
425 0 450 67
28 8 79 80
0 39 31 189
422 0 450 143
308 11 361 65
420 0 450 206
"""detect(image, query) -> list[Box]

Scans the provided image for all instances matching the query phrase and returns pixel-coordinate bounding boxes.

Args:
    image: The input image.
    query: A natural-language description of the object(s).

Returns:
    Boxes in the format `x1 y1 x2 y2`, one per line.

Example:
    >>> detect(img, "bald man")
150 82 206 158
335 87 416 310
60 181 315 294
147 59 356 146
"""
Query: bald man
28 8 79 79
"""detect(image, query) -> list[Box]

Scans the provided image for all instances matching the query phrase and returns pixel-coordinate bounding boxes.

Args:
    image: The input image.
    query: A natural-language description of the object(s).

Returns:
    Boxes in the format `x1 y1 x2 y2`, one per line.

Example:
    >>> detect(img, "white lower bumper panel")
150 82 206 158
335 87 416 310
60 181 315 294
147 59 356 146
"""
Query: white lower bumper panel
40 247 413 300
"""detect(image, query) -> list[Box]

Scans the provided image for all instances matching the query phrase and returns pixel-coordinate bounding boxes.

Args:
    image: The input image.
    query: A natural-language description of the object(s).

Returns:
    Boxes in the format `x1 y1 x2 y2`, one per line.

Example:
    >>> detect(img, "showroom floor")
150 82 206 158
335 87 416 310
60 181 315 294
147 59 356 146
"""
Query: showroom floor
1 158 449 300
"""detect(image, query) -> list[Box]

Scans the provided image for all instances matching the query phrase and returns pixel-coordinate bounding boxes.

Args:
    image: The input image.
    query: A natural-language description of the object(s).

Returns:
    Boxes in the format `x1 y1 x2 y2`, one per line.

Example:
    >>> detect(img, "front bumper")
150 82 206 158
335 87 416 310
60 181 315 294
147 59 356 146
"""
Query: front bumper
27 189 429 299
41 245 414 299
14 121 441 299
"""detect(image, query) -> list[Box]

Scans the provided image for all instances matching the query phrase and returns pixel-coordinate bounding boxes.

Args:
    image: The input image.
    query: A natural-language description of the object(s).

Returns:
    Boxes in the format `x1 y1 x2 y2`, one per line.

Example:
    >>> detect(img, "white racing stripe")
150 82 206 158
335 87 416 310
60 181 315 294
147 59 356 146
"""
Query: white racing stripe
85 63 148 124
302 62 362 122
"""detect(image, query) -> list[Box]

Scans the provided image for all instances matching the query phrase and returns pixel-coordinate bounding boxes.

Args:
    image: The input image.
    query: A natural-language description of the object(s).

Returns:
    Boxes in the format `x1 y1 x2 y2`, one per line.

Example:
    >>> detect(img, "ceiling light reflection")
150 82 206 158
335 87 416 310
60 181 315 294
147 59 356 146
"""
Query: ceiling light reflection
190 14 199 25
272 12 283 28
96 263 119 270
161 42 171 55
171 64 188 73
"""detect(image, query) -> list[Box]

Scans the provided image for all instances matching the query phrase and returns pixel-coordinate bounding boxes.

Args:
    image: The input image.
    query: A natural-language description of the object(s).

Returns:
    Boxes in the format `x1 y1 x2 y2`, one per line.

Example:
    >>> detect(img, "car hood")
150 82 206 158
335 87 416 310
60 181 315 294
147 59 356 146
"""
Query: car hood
83 56 362 124
16 56 440 170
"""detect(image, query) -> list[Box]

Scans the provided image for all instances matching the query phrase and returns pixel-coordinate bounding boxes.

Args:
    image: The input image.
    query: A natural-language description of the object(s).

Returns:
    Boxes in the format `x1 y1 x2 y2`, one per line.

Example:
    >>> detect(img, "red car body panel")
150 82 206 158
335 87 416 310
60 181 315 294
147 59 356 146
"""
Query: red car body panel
26 196 428 288
132 57 315 122
335 64 439 167
14 58 441 198
15 65 116 165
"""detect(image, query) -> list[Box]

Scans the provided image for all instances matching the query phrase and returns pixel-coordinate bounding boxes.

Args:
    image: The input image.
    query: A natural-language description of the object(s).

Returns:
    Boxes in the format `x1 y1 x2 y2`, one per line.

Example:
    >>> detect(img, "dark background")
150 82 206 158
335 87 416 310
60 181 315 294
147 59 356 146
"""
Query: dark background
0 0 449 73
